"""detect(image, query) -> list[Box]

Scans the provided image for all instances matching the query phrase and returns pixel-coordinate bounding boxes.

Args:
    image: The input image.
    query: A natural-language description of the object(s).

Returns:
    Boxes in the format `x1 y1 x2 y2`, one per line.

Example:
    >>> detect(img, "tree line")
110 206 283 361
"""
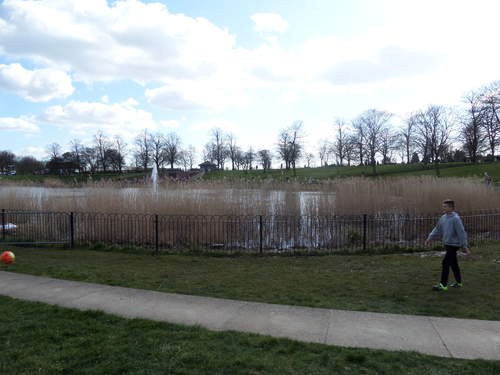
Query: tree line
1 81 498 176
321 80 500 175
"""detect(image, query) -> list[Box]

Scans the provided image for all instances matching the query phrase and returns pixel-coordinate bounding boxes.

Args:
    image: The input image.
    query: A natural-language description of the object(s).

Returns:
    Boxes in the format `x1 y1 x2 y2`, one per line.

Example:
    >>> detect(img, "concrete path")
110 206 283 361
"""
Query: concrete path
1 271 499 361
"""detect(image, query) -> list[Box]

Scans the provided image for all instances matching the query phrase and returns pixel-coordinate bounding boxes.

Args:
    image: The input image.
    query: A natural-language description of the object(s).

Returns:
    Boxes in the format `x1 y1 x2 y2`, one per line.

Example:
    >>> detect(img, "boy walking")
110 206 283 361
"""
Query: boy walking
425 199 470 291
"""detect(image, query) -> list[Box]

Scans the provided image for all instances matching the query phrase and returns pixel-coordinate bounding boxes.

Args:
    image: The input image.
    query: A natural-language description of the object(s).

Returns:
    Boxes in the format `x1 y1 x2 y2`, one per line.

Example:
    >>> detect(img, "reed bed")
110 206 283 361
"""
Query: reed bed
1 176 499 216
0 181 334 216
333 176 500 215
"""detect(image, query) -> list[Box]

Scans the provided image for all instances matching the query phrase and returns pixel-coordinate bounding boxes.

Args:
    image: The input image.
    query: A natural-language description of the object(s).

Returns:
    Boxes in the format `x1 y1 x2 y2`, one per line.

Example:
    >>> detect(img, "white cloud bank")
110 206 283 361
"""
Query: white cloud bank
0 116 39 132
0 0 498 114
0 63 74 102
39 99 160 140
0 0 236 83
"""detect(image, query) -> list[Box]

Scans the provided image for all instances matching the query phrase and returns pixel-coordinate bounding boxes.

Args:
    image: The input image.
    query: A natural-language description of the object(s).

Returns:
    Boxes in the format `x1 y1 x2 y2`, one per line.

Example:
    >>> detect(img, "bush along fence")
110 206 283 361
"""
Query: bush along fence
1 209 500 253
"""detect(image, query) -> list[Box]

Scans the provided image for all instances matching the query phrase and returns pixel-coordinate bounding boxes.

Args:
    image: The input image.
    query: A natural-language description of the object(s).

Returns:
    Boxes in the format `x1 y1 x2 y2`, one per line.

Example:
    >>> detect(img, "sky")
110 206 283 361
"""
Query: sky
0 0 499 165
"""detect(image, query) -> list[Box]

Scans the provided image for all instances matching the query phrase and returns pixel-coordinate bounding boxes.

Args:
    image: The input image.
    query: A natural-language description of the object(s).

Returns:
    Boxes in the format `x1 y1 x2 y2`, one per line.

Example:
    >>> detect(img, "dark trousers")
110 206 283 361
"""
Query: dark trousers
440 245 462 286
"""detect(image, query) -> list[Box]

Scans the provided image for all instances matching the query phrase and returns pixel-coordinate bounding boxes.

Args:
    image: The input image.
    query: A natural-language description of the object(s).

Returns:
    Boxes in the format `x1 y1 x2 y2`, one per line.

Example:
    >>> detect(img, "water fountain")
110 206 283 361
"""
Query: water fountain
151 164 158 193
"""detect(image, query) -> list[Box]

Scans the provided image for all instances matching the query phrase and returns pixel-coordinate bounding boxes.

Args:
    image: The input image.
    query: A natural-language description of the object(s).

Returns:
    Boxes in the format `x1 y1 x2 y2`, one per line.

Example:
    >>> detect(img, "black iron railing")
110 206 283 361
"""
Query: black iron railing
1 209 500 253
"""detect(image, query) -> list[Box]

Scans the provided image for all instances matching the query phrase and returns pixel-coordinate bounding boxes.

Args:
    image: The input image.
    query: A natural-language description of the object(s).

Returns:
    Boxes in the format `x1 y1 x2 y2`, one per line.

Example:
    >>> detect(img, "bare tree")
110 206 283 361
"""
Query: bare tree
331 118 348 166
227 133 240 170
69 139 84 173
318 139 330 167
379 128 398 164
202 142 217 164
113 135 127 173
351 118 367 166
134 129 152 171
148 133 167 171
276 129 292 169
276 121 305 176
344 135 357 167
243 147 255 170
94 130 112 172
357 109 392 174
305 152 315 168
400 113 417 164
482 81 500 158
164 132 182 169
257 149 272 170
461 91 487 163
46 142 62 160
183 145 196 170
81 146 99 173
208 128 228 169
415 105 454 176
234 148 245 170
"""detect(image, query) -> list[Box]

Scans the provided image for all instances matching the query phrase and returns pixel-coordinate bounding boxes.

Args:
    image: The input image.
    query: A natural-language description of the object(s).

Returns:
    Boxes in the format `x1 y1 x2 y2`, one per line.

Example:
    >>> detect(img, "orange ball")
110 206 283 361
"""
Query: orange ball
1 251 15 264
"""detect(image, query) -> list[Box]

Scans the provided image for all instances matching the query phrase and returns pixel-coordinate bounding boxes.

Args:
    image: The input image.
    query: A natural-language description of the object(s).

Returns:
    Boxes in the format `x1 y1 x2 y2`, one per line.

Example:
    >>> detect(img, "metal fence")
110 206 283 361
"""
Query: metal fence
2 209 500 253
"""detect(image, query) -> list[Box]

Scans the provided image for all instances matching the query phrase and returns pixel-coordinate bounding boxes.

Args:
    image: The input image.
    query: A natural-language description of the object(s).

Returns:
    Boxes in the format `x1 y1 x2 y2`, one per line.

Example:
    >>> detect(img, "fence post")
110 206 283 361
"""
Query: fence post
155 214 159 255
259 215 263 254
70 212 74 248
1 209 5 241
362 214 367 251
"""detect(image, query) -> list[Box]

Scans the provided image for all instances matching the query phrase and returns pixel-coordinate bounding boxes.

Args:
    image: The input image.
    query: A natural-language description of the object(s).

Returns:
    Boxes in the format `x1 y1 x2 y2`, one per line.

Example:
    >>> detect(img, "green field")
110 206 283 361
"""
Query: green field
204 161 500 182
1 296 499 375
3 243 500 320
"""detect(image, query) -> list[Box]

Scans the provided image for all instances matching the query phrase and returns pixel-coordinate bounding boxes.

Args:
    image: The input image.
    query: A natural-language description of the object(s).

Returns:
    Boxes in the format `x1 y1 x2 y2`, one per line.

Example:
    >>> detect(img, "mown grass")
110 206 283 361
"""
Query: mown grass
2 243 500 320
203 162 484 181
2 296 499 375
395 162 500 181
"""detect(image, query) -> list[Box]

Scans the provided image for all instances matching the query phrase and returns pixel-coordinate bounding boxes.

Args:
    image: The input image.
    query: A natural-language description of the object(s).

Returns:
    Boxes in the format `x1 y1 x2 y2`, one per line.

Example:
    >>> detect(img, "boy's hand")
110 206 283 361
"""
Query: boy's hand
424 239 430 247
463 247 471 255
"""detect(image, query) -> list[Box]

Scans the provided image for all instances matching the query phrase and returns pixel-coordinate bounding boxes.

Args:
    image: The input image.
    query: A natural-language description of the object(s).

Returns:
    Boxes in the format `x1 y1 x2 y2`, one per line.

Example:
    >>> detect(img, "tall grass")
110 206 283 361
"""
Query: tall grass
0 176 499 215
333 176 500 215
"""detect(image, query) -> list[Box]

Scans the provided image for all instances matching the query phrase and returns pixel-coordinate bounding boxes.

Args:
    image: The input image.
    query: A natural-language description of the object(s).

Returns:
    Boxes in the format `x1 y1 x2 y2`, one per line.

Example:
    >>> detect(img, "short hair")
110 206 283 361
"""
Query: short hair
443 199 455 208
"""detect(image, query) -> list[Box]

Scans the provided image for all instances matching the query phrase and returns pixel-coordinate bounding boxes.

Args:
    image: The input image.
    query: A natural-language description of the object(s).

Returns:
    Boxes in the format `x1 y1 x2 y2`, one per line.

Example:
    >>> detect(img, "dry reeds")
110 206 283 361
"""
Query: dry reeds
333 176 500 215
1 176 499 216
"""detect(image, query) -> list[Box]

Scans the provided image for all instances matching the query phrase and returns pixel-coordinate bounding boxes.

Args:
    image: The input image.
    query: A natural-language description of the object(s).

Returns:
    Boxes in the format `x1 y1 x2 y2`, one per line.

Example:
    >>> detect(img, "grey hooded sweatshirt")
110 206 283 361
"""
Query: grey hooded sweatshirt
427 212 468 248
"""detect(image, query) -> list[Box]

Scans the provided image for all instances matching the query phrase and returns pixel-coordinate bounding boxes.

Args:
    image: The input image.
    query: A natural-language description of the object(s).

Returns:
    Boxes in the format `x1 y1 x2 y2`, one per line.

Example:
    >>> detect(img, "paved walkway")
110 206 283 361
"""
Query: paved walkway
1 271 499 361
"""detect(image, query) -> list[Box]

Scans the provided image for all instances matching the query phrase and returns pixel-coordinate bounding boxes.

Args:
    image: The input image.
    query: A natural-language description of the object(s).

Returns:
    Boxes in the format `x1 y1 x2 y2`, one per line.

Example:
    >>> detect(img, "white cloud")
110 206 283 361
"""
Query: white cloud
0 116 39 132
39 99 158 140
251 13 288 33
145 80 247 111
0 63 74 102
0 0 236 83
0 0 498 115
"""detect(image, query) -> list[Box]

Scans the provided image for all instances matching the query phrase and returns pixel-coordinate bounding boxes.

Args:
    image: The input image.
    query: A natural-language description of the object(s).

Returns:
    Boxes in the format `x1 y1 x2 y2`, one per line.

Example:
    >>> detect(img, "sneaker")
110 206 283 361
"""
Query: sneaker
432 283 448 291
449 282 463 288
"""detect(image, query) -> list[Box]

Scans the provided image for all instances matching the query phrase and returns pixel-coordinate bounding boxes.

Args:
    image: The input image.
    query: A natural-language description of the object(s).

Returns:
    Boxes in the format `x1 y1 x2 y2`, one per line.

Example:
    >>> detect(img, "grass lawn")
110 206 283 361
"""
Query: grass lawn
203 161 500 182
1 296 499 375
394 162 500 181
2 243 500 321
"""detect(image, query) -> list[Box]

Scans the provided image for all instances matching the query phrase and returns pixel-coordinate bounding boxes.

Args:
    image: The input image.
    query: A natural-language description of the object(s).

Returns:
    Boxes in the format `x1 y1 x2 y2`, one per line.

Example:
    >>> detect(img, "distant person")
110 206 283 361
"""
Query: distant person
425 199 470 291
484 172 492 185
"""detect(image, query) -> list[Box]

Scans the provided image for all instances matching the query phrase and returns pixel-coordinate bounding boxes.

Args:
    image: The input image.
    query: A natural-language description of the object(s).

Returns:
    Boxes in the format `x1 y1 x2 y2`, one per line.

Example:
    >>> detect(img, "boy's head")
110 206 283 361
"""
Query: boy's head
442 199 455 214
